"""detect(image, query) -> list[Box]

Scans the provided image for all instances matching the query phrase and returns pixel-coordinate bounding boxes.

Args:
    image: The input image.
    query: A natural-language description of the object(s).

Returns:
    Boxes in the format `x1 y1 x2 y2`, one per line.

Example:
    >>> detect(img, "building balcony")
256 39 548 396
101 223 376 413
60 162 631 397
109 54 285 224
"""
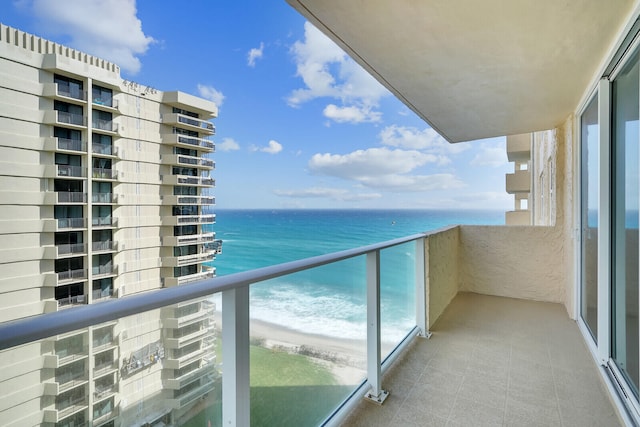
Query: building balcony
92 217 117 228
45 217 87 232
162 195 215 206
43 82 87 103
161 174 215 187
0 226 624 426
91 192 116 204
506 169 531 193
164 327 210 349
163 267 215 287
43 348 89 369
162 232 216 246
92 119 118 134
162 113 215 135
162 307 212 329
46 164 86 178
44 110 86 129
43 374 88 396
162 250 216 267
91 168 118 180
162 133 216 152
43 396 88 423
92 142 118 157
506 133 531 162
93 383 116 401
164 154 215 170
94 360 118 378
163 360 215 390
92 264 117 278
55 269 87 284
92 240 117 253
163 214 216 226
167 375 216 410
44 191 86 204
44 243 87 259
505 210 531 225
44 137 87 153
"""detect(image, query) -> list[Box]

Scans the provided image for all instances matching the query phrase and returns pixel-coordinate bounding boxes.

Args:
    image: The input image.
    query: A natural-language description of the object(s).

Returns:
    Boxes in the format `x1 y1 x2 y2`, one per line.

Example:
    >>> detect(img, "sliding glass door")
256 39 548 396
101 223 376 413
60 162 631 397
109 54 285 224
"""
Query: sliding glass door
611 50 640 396
580 94 599 340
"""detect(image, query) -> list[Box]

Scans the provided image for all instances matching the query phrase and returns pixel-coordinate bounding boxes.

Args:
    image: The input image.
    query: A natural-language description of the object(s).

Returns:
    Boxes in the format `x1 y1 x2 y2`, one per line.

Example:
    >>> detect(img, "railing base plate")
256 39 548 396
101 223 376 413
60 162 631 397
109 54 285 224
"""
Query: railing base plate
364 389 389 405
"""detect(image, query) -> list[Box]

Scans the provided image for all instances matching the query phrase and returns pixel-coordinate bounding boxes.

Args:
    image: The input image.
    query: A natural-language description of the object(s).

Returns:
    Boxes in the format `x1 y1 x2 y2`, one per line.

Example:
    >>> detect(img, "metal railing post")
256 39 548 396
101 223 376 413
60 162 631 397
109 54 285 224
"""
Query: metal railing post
415 237 431 338
365 250 388 404
222 286 250 426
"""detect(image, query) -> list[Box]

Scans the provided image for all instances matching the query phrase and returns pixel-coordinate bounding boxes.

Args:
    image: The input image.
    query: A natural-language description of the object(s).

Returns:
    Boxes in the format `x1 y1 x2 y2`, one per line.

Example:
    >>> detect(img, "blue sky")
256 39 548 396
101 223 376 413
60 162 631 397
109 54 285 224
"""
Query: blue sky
4 0 512 210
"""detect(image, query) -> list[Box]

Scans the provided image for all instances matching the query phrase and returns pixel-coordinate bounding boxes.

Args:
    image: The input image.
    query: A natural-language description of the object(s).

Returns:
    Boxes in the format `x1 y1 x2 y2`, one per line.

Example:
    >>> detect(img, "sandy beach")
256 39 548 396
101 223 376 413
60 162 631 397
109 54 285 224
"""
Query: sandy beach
215 311 373 385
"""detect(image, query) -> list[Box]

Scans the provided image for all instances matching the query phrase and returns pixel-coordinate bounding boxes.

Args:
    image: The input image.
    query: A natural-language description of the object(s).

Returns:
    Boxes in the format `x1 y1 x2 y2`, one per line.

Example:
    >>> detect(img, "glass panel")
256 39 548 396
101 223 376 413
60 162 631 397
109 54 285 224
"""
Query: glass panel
612 50 640 395
249 259 366 426
380 242 416 360
581 93 599 340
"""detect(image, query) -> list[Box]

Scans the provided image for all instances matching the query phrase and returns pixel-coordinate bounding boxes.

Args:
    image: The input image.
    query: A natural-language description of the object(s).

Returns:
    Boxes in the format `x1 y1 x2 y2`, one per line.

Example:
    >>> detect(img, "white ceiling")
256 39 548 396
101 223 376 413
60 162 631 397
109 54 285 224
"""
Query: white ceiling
287 0 636 142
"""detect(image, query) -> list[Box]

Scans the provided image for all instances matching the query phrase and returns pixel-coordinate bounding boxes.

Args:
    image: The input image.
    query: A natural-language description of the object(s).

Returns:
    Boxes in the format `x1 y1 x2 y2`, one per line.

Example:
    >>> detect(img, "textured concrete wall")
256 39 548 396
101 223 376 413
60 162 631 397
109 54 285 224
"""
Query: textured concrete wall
425 226 460 328
458 225 566 304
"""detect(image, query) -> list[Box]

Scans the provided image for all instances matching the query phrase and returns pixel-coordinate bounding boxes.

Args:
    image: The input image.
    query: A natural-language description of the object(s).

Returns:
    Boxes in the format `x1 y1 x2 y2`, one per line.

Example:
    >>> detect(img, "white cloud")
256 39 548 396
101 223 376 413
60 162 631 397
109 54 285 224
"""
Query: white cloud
218 137 240 152
274 187 381 201
323 104 382 124
358 174 465 192
470 142 508 167
197 84 225 107
288 22 389 123
247 42 265 67
26 0 154 74
251 140 283 154
309 147 438 179
379 125 468 155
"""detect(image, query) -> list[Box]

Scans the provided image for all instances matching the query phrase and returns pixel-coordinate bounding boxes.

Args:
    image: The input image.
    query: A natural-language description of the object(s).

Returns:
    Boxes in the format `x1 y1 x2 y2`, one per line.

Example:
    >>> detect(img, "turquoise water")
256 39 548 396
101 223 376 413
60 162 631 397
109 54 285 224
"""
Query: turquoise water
206 209 503 341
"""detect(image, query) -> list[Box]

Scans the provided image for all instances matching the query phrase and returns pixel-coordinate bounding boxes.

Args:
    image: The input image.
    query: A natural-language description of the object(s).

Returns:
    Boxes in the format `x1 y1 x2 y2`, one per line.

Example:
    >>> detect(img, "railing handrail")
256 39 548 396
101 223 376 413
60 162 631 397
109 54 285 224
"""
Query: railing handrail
0 231 431 350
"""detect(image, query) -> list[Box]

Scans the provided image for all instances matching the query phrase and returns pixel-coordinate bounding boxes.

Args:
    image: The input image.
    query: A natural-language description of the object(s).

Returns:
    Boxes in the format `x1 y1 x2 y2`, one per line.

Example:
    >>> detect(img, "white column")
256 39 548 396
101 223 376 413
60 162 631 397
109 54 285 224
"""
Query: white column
415 237 430 337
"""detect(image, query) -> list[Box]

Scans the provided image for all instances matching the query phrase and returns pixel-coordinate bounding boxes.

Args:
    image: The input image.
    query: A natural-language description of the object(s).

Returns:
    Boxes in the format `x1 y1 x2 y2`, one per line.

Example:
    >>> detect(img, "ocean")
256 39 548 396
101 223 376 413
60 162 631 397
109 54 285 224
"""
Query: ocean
205 209 504 345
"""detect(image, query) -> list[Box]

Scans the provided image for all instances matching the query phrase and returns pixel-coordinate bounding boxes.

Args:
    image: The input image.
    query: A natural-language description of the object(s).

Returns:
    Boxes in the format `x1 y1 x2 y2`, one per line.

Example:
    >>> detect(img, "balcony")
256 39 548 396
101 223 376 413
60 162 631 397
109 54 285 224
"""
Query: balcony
44 372 88 395
506 133 531 162
92 240 117 252
46 164 86 178
163 133 216 152
92 264 117 278
164 327 210 349
162 174 215 187
45 217 86 231
163 214 216 226
163 266 215 287
92 119 118 134
162 113 215 135
162 232 216 246
163 249 216 267
164 154 215 170
44 396 87 423
92 142 117 157
43 82 87 102
162 195 215 206
44 110 86 128
92 192 116 203
57 269 87 283
44 243 87 259
506 169 531 193
0 227 624 427
91 168 118 180
44 137 87 153
168 375 216 409
43 348 89 369
92 217 117 228
163 360 215 389
44 191 86 204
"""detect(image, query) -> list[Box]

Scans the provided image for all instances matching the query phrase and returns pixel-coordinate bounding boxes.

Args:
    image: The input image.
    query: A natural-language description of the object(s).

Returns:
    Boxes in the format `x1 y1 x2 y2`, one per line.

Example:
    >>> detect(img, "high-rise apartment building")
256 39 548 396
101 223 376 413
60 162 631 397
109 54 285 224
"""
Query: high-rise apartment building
0 24 219 426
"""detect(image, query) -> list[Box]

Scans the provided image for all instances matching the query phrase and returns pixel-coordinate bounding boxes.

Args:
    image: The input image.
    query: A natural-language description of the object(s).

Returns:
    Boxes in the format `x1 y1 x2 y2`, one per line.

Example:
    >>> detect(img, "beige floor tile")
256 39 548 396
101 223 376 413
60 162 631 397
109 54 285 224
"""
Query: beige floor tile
447 397 505 426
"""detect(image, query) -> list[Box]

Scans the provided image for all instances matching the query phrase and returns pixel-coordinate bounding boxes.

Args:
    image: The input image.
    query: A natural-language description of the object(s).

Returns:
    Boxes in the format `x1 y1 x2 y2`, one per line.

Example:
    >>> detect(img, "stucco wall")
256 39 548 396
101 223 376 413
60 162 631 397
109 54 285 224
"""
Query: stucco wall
458 225 566 304
425 226 460 328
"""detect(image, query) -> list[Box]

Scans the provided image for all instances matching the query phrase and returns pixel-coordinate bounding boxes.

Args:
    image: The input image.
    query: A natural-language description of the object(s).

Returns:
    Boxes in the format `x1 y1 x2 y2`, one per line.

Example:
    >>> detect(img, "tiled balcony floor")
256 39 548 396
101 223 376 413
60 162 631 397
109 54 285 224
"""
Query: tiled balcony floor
341 292 622 426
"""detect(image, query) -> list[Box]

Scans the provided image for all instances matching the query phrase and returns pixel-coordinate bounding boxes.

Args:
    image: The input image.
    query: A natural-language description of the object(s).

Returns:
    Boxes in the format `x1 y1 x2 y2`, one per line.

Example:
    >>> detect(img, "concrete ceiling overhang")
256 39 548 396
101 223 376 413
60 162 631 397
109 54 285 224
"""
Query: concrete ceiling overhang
287 0 635 143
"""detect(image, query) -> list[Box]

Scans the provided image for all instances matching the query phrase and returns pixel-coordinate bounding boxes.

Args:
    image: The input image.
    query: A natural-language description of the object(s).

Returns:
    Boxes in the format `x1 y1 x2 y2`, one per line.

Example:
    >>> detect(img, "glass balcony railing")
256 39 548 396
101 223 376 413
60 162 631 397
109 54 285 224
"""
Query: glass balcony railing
56 111 85 126
0 232 432 427
92 119 117 133
56 218 85 229
92 142 115 156
92 240 116 252
92 217 116 227
57 294 86 307
177 135 215 150
92 192 113 203
56 192 86 203
57 165 85 178
92 168 117 180
56 138 86 152
57 269 86 281
56 243 87 255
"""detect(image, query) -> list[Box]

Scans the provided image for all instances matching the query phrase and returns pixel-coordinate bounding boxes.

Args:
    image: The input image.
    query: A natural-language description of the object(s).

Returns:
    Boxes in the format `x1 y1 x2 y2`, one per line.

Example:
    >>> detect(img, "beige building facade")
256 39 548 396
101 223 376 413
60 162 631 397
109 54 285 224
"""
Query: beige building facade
0 24 218 426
